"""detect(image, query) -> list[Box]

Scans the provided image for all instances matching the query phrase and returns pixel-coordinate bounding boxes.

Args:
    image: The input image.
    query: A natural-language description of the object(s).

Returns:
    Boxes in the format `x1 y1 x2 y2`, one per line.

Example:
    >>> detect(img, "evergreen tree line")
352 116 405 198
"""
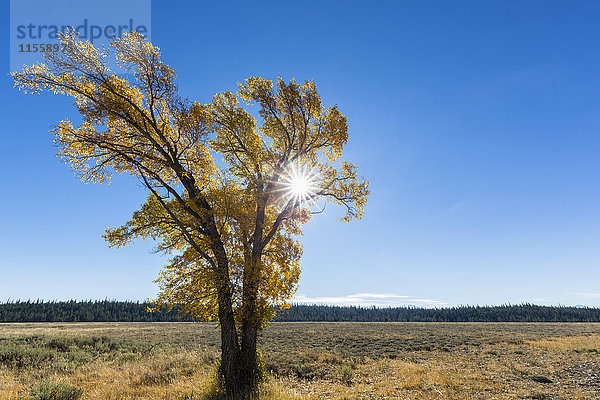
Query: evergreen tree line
1 300 600 322
0 300 193 322
273 304 600 322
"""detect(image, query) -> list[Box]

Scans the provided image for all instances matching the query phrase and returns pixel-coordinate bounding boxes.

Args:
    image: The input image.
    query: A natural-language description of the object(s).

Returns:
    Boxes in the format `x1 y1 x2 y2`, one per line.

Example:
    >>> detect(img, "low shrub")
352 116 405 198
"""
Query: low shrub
339 364 353 385
0 335 155 373
26 381 83 400
137 369 178 386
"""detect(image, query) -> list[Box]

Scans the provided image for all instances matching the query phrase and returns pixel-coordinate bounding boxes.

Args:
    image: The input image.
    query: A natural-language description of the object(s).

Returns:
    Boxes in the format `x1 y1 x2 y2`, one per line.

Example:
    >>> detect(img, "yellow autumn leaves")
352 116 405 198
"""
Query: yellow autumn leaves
12 29 369 325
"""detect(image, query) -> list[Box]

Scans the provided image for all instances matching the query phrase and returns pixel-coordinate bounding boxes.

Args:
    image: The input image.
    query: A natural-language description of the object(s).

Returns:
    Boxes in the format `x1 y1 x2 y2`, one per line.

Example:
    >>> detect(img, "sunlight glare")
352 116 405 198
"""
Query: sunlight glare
291 175 310 196
282 163 320 207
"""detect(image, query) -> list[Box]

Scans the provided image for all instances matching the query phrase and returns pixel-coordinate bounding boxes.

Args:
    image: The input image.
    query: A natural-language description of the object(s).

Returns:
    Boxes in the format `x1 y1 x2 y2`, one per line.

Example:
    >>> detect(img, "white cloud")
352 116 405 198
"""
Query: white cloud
291 293 447 308
347 293 409 299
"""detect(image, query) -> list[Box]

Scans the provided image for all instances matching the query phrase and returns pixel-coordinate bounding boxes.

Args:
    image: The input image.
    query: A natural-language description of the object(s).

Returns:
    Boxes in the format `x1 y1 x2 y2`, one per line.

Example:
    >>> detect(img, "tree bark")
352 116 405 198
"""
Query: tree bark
238 257 262 395
213 189 265 398
211 241 243 397
236 194 265 396
218 293 241 396
240 320 259 392
212 245 261 399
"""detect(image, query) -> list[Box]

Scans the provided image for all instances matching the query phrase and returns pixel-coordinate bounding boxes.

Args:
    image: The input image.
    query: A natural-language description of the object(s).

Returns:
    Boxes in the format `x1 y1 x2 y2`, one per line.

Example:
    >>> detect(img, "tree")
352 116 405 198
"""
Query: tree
13 31 369 398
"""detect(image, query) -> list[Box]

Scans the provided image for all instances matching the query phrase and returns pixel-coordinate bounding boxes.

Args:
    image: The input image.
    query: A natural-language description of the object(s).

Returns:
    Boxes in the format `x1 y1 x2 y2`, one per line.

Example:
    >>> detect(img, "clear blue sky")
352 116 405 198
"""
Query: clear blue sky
2 1 600 307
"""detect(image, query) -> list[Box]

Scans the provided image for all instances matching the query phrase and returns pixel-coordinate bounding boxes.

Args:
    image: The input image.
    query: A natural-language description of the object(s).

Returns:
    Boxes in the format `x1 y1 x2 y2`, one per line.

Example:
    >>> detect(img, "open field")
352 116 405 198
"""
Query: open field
1 322 600 399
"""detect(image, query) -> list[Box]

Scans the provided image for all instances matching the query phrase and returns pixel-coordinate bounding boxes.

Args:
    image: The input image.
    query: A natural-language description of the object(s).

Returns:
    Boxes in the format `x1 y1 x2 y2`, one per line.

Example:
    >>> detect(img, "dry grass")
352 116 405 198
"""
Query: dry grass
529 334 600 352
0 348 213 400
1 322 600 399
280 346 596 399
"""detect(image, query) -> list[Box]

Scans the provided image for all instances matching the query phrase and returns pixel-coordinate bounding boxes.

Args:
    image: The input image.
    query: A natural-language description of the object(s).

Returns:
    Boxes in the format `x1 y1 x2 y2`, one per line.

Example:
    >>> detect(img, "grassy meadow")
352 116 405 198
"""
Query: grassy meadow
1 322 600 399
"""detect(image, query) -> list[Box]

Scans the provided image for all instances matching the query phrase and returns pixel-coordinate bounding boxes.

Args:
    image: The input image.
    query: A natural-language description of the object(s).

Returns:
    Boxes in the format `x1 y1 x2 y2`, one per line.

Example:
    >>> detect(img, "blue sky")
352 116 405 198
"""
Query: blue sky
2 1 600 307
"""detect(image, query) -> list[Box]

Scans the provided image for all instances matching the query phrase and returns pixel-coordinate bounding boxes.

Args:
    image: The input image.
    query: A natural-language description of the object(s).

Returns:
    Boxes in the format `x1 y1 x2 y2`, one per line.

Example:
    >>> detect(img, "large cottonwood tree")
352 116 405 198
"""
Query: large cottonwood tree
13 31 368 397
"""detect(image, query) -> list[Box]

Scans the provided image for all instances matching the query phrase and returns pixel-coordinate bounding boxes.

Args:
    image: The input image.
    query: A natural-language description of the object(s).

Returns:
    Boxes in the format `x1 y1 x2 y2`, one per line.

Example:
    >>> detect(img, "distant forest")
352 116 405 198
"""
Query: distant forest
1 300 600 323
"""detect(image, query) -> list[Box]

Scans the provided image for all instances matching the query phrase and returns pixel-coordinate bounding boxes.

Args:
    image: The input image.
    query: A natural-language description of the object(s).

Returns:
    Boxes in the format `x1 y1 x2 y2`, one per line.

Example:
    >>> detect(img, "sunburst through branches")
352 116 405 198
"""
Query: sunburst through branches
280 163 320 209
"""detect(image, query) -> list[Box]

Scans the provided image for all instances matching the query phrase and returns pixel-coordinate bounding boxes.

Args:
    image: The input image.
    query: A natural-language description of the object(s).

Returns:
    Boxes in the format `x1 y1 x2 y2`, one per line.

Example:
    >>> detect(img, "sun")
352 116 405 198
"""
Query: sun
281 163 319 206
290 174 310 196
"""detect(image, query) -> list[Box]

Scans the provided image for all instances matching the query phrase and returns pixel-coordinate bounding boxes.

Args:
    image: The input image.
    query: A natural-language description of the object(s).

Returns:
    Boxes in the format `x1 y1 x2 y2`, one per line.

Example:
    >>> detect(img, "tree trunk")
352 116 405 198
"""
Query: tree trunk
218 301 241 396
240 321 259 392
214 193 265 398
212 242 244 397
220 321 259 399
236 252 262 396
226 192 265 397
237 258 261 397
